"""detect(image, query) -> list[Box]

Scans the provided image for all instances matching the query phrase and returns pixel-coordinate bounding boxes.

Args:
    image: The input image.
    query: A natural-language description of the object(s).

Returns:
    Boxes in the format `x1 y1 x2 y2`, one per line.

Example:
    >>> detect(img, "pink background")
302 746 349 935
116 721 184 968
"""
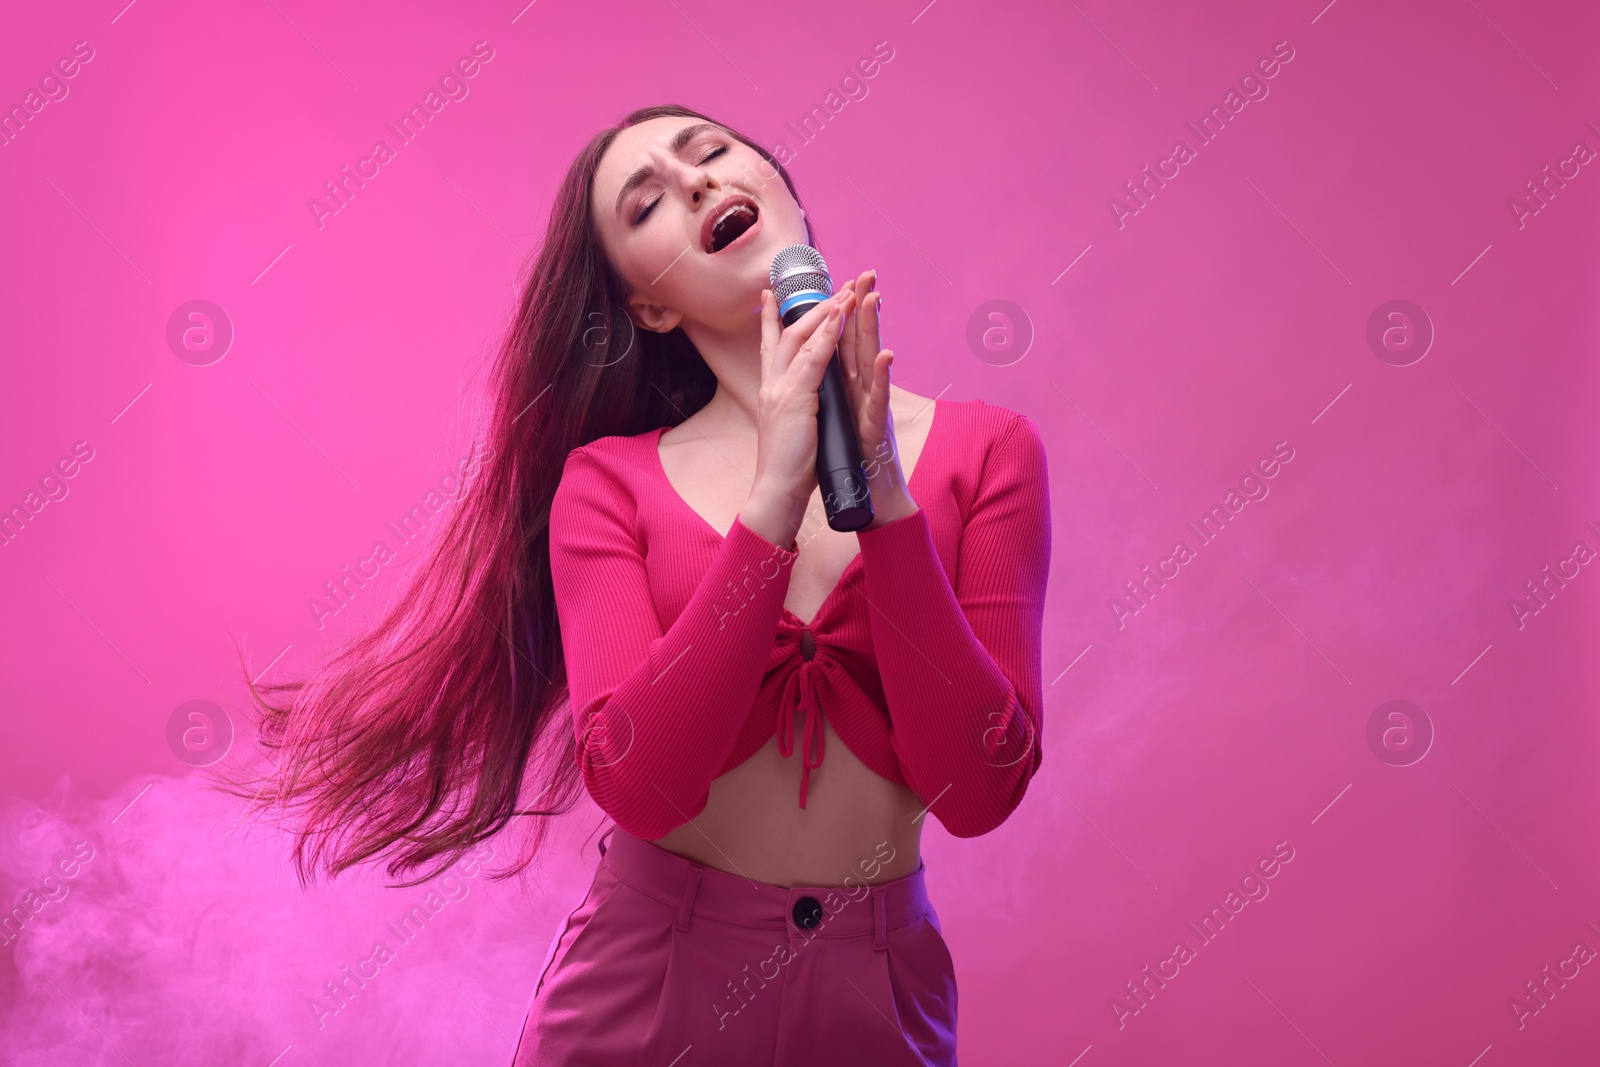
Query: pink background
3 0 1599 1063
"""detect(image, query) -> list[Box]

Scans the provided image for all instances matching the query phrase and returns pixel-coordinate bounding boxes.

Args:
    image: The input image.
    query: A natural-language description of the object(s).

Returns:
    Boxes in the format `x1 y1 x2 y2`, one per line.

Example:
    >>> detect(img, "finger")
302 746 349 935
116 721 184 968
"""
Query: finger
861 289 882 360
840 290 863 392
772 294 839 373
867 348 894 457
814 296 850 365
837 288 860 382
859 348 893 477
873 349 893 418
759 289 780 377
794 299 847 392
841 269 877 372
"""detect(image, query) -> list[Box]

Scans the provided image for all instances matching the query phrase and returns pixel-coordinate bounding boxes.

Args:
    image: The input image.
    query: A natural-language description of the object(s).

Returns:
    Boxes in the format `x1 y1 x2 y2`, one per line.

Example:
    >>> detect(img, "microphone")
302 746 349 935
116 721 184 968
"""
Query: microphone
769 245 874 532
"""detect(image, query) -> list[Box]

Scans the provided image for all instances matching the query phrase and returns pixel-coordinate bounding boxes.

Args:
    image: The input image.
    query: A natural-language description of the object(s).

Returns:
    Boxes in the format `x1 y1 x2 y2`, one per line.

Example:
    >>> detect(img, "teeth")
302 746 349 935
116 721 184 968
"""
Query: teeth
708 201 757 251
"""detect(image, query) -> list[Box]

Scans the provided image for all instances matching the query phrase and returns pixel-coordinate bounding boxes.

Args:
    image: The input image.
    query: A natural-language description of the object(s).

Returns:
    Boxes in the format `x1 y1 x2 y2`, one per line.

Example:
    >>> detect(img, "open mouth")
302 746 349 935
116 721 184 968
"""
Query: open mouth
703 195 760 254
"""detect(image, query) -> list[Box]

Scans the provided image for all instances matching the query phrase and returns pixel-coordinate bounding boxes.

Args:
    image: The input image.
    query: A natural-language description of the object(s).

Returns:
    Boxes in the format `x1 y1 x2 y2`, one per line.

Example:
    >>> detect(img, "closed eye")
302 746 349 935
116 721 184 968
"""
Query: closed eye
633 145 730 225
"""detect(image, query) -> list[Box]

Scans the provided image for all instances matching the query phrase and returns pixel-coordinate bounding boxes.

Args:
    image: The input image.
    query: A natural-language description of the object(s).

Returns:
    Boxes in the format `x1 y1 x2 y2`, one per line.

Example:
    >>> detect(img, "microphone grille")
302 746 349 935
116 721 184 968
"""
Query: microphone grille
769 244 832 305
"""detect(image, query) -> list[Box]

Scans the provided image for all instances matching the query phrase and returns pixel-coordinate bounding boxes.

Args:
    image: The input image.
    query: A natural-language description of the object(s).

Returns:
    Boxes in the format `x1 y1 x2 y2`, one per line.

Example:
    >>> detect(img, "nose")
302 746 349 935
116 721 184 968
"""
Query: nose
687 172 717 206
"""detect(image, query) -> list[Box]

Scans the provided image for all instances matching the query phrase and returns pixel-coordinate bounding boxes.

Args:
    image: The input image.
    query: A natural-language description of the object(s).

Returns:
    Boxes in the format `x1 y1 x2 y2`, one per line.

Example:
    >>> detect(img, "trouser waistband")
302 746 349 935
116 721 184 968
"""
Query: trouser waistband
598 826 928 951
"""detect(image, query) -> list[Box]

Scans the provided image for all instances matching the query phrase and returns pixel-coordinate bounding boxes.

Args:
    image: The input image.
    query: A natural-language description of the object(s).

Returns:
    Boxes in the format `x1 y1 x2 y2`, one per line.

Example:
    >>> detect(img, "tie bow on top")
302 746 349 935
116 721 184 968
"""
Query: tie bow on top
776 627 826 807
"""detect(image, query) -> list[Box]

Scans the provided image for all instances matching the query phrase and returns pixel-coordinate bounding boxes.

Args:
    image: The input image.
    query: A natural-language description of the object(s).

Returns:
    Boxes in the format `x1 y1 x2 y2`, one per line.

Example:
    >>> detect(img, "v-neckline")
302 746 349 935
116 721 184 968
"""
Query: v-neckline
651 398 944 629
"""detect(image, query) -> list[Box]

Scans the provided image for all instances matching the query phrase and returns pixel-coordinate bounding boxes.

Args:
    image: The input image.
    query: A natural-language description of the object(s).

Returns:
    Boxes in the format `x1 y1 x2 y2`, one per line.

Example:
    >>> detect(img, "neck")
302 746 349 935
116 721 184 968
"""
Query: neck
675 311 765 433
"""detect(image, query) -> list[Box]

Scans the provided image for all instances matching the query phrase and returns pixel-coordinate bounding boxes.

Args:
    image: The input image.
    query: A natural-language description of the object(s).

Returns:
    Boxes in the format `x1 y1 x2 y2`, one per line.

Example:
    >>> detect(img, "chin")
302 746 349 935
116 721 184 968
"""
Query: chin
693 201 811 312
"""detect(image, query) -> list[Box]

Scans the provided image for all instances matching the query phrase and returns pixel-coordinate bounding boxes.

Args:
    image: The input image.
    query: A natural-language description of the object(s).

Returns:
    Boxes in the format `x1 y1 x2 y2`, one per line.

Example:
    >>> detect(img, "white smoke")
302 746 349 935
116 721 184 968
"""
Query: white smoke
0 768 608 1065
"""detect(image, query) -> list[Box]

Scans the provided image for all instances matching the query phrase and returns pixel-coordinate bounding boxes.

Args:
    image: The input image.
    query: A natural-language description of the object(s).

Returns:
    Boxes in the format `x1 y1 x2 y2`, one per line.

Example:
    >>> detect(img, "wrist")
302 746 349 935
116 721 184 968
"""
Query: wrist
740 489 808 550
863 485 919 530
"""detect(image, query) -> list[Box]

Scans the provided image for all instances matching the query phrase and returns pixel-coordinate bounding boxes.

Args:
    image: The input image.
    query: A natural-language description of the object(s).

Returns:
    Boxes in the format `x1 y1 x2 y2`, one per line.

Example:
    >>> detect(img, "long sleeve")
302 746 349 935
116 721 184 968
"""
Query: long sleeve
548 446 799 840
855 412 1051 837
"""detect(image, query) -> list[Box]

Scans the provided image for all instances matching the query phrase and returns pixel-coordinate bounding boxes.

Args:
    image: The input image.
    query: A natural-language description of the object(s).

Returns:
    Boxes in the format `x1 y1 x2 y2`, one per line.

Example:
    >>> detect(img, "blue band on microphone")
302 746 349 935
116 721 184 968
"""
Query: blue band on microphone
779 290 830 318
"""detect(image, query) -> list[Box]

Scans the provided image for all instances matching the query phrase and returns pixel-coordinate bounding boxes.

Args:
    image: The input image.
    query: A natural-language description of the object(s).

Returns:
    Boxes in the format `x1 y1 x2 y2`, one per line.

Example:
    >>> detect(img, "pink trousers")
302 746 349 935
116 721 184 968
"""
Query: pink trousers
510 826 959 1066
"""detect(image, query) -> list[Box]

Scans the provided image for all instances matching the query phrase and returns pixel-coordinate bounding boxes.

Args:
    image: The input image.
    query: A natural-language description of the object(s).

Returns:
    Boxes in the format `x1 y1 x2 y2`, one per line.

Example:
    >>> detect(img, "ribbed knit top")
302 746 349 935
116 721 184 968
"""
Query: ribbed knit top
547 397 1052 841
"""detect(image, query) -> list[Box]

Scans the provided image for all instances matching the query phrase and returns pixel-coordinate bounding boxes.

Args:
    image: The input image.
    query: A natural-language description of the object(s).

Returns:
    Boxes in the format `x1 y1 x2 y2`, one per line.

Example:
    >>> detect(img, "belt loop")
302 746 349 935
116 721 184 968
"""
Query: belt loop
872 888 888 953
675 866 702 932
597 826 615 858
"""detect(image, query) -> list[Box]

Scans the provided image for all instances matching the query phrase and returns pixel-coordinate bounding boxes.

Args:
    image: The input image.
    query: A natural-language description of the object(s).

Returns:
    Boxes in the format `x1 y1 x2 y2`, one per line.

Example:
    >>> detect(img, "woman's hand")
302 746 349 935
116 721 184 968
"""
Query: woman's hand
743 288 851 547
837 269 918 529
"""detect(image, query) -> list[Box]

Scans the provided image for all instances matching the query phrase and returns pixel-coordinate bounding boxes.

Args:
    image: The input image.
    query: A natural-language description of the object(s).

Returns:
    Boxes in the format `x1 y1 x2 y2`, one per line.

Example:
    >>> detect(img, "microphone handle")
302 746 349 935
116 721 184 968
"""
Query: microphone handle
780 299 874 531
817 349 873 531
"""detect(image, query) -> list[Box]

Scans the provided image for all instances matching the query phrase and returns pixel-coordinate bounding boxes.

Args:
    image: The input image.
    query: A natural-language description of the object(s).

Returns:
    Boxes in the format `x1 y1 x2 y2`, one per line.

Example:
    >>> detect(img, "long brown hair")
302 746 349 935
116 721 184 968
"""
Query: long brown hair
218 105 815 889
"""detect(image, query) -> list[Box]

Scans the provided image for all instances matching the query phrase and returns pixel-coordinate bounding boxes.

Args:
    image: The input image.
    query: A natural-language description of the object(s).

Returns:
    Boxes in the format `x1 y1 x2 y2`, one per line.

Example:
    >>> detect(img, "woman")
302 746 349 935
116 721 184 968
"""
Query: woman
230 105 1050 1066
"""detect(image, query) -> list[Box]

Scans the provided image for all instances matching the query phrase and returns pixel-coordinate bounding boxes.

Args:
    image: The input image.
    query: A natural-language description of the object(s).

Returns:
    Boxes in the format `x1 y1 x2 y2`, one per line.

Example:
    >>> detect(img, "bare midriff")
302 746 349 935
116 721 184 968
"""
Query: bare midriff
648 387 939 889
651 717 926 888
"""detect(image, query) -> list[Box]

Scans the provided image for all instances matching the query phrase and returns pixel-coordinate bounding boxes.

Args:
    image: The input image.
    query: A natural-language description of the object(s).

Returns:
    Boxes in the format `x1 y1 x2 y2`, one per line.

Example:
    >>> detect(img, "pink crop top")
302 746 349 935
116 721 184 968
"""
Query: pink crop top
547 396 1051 841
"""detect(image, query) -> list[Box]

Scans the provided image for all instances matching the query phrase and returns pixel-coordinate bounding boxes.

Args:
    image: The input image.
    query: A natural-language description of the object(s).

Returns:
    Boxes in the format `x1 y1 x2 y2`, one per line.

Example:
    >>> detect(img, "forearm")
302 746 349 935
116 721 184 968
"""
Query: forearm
856 507 1038 836
576 514 798 839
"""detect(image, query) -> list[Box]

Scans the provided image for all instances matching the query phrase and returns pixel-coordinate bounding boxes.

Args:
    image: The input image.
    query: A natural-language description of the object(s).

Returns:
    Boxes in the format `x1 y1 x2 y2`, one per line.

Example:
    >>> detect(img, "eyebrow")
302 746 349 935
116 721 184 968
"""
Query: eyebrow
613 123 724 218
